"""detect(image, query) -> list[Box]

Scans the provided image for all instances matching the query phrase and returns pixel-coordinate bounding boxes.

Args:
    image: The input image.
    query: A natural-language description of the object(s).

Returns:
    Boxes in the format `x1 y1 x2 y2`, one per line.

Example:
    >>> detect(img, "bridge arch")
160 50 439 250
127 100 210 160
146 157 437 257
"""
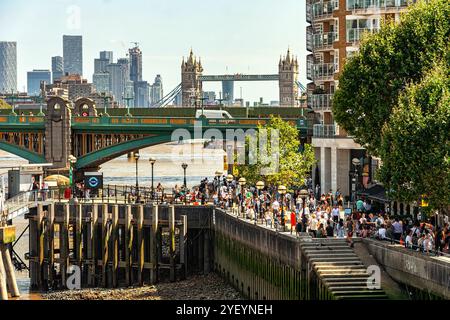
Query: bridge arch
74 134 174 170
0 141 46 163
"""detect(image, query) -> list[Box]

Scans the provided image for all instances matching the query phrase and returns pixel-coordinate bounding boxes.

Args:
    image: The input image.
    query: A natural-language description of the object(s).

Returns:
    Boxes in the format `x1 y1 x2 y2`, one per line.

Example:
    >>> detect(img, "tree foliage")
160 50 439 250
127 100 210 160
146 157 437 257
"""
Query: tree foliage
0 99 11 109
378 62 450 210
333 0 450 155
235 116 316 188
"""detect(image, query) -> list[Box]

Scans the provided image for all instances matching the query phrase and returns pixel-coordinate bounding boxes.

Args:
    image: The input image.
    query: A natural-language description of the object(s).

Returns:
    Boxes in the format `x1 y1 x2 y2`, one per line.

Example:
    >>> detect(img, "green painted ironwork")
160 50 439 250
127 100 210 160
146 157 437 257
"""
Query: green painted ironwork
74 134 173 170
0 141 46 163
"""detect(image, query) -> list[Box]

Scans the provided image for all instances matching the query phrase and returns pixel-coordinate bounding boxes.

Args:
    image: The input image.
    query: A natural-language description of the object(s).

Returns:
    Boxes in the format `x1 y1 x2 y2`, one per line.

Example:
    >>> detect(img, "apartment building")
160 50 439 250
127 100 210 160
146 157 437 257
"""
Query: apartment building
306 0 415 198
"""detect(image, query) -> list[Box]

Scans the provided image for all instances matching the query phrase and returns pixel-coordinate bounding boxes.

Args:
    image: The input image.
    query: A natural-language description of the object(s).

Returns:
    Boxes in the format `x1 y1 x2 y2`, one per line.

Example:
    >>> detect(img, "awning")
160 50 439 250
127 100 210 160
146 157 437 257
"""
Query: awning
358 184 388 203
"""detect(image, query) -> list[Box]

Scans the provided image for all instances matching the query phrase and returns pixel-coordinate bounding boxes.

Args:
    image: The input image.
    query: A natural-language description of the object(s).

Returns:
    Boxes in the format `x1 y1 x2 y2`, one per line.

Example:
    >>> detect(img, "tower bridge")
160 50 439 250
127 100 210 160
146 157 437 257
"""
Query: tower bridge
180 49 301 107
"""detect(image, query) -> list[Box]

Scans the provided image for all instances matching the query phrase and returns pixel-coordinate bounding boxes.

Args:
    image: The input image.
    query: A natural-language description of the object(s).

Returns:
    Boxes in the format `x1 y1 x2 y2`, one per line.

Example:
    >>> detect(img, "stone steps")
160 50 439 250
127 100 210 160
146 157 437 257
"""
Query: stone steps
303 239 387 300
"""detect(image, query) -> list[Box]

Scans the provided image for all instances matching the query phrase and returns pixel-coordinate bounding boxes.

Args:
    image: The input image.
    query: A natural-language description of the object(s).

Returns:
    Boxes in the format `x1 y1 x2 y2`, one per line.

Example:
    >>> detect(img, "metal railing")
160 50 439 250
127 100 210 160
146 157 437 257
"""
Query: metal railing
312 32 337 50
312 0 339 20
347 27 380 43
312 63 337 81
313 124 338 138
308 93 334 111
347 0 411 12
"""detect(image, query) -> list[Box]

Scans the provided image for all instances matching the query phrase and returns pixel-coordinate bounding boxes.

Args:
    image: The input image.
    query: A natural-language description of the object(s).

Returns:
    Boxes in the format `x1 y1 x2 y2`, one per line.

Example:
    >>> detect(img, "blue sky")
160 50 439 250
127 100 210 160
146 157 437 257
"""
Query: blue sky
0 0 307 103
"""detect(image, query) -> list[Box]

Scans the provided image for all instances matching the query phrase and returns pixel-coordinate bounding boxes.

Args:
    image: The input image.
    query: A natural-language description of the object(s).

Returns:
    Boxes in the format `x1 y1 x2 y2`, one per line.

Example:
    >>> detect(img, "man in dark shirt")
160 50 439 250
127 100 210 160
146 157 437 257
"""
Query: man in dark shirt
326 220 334 237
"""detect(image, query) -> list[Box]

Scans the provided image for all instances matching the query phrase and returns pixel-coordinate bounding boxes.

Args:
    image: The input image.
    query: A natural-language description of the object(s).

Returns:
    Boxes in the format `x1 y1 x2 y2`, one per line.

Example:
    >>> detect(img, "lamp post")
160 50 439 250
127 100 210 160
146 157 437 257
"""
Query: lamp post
299 188 309 232
68 155 77 199
278 185 287 231
134 152 140 201
182 163 188 204
215 170 223 202
256 181 265 225
351 158 361 208
149 157 156 199
226 174 234 209
238 177 246 218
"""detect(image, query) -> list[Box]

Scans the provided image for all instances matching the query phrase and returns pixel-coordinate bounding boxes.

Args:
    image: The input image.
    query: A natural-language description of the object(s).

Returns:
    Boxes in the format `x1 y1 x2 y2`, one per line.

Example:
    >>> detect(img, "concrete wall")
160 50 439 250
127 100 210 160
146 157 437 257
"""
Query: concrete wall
362 239 450 299
212 208 332 300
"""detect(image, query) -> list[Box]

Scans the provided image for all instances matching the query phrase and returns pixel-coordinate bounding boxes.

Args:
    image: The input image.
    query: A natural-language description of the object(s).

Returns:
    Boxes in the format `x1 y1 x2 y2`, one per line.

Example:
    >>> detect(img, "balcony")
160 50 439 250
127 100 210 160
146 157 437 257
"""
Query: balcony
313 124 338 138
312 63 337 81
306 3 312 23
313 31 337 51
347 0 412 13
312 1 338 21
347 27 380 43
307 55 314 81
306 26 313 51
308 93 334 111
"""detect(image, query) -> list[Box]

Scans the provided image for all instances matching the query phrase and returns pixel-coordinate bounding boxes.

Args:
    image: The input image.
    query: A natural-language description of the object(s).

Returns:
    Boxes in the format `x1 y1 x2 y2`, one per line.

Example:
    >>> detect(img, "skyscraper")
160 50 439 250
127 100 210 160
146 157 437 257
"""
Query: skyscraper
52 56 64 82
134 81 150 107
94 51 113 73
150 74 163 106
63 35 83 76
0 41 17 93
129 45 142 82
222 80 234 105
93 51 113 95
93 73 110 94
27 69 51 96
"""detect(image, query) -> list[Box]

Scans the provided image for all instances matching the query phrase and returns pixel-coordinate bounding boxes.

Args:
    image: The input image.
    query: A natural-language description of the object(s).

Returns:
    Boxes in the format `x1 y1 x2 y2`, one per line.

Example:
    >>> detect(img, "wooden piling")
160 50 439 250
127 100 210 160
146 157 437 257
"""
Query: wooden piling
111 205 119 288
60 204 70 289
87 204 98 287
150 204 158 284
37 204 44 289
125 205 132 286
0 246 7 300
179 215 187 280
0 244 20 297
75 204 83 268
137 205 144 285
101 204 109 287
169 206 175 282
204 230 210 274
47 203 55 288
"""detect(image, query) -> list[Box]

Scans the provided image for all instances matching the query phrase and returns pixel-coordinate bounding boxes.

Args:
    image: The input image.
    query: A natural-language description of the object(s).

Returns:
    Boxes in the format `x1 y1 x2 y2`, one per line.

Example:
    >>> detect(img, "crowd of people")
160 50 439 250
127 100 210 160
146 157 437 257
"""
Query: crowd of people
173 175 450 256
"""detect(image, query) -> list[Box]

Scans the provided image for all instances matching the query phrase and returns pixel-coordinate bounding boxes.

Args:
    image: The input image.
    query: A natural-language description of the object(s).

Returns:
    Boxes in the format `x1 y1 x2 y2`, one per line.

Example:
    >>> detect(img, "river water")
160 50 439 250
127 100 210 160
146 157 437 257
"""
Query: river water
0 141 225 300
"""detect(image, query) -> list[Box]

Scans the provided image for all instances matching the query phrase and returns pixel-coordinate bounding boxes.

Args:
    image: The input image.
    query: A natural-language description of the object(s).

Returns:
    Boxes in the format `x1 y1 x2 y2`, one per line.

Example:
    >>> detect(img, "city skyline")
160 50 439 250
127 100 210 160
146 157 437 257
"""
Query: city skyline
0 0 306 103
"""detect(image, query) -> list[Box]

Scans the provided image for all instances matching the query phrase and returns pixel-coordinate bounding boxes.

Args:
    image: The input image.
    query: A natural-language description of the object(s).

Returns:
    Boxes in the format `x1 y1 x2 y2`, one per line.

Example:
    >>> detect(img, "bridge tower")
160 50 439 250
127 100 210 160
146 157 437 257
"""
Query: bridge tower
181 49 203 107
278 49 299 107
45 97 72 170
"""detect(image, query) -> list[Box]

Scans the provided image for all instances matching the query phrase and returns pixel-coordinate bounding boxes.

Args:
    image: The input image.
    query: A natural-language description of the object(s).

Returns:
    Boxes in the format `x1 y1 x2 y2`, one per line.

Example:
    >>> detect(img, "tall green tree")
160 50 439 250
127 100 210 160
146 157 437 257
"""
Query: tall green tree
379 62 450 212
332 0 450 213
235 116 316 188
333 0 450 156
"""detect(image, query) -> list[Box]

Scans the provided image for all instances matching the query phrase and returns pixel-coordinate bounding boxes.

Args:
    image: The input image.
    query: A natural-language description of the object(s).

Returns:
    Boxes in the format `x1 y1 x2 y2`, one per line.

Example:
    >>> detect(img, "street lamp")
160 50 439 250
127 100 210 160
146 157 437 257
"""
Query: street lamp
215 170 223 202
278 185 287 231
134 152 140 200
299 188 309 232
182 163 188 204
149 157 156 199
238 177 246 218
68 155 77 199
256 181 265 225
352 158 361 207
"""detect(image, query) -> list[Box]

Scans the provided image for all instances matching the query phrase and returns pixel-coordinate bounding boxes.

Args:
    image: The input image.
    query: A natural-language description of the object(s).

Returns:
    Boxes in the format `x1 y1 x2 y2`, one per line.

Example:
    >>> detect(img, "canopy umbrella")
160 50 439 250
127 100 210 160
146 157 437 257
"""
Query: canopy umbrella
44 174 70 186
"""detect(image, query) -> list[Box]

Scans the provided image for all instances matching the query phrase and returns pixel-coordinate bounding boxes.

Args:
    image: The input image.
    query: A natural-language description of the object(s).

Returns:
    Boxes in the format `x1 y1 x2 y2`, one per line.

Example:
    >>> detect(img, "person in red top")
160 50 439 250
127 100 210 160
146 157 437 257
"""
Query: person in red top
290 212 296 235
64 186 71 199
